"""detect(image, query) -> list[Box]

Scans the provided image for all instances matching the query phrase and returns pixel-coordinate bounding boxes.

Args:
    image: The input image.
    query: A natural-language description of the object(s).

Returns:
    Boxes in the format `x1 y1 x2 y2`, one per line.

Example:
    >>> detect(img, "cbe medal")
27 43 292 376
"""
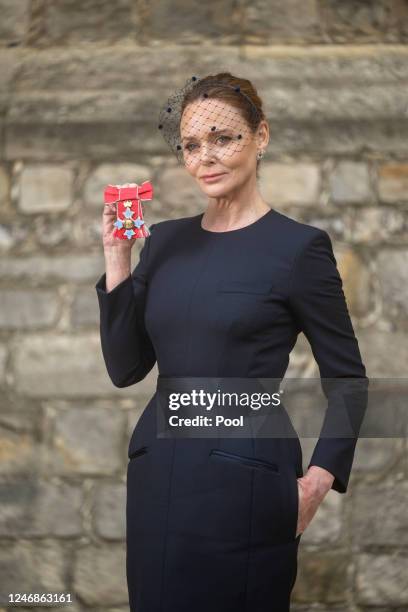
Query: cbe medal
104 181 153 239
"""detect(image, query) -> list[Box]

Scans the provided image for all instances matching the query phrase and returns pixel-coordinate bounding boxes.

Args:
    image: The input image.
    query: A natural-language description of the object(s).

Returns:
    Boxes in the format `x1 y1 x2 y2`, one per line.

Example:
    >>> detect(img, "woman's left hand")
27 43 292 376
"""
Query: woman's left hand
295 466 335 537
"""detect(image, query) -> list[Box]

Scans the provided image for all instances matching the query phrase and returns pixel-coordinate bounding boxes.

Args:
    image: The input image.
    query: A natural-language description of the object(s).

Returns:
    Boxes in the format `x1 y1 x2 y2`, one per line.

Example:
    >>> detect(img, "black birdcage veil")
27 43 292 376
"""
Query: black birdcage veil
157 75 263 168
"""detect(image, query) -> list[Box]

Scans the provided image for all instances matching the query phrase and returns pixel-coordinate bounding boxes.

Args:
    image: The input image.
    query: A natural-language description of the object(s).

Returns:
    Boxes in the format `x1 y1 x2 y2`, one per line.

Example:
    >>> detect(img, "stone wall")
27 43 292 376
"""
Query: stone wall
0 1 407 611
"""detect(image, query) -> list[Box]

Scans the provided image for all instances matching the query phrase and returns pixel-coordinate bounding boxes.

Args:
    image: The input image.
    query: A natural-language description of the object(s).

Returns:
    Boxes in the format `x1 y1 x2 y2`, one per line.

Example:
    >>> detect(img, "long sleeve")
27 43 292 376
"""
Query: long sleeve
95 224 157 388
288 229 369 493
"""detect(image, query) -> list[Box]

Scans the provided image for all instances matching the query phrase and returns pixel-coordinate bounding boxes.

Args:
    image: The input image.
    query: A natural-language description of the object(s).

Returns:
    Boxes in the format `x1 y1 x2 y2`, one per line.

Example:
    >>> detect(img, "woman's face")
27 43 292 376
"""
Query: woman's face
179 98 268 195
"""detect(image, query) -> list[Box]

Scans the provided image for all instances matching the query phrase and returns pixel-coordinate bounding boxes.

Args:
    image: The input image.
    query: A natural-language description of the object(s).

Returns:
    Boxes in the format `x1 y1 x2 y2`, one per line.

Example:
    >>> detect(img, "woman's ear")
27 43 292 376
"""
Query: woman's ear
257 120 269 150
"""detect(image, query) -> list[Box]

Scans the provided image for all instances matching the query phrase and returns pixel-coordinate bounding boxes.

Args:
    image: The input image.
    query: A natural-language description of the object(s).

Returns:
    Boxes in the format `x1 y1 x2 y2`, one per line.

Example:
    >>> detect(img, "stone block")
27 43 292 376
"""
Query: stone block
355 552 408 605
73 544 128 606
260 162 320 205
0 479 82 537
19 164 74 213
93 482 126 539
50 405 125 475
0 289 59 329
329 161 371 204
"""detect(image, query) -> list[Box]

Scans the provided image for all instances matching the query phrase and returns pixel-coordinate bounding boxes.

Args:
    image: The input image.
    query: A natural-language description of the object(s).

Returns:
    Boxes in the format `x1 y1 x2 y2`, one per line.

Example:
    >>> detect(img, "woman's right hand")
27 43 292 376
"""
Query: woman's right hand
102 202 137 291
102 202 136 254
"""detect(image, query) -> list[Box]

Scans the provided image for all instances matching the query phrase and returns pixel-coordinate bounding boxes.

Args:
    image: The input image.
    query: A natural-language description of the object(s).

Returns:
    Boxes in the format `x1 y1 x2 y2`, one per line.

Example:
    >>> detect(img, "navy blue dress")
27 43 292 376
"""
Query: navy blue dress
95 208 367 612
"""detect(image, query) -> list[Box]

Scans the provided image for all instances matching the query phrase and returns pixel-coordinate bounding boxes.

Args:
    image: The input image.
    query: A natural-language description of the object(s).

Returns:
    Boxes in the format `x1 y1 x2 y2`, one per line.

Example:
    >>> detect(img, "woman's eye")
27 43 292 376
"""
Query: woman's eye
184 135 231 152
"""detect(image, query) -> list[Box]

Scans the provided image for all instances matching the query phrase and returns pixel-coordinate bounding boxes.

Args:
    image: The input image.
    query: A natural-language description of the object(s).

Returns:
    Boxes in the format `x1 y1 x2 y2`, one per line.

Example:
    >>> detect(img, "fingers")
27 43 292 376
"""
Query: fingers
103 203 116 215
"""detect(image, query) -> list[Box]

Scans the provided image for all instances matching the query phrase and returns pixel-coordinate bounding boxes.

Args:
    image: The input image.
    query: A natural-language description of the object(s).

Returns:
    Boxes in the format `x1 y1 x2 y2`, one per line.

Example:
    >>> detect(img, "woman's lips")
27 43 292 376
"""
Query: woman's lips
201 173 226 183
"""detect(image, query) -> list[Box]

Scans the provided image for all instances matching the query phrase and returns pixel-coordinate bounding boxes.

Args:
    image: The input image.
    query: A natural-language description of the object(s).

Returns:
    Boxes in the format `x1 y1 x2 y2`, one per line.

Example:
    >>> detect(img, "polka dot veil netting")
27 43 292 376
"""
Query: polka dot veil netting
157 75 264 169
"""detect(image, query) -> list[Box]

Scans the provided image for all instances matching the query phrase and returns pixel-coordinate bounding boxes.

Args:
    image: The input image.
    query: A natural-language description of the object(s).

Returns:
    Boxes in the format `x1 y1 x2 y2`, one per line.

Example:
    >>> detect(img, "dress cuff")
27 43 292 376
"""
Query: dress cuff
95 271 133 297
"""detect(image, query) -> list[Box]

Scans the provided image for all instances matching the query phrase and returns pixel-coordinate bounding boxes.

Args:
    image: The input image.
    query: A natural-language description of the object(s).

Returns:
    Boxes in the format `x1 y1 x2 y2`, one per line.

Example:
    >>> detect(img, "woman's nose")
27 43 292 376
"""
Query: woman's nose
200 142 217 163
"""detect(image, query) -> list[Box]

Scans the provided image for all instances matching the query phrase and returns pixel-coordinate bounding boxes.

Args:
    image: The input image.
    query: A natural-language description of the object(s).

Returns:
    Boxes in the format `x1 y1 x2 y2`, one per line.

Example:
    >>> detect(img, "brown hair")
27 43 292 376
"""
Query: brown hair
180 72 267 179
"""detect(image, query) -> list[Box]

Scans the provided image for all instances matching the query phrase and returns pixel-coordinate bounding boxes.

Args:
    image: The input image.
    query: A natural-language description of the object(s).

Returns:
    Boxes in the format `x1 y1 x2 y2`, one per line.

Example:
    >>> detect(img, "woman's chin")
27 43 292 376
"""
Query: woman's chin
200 178 233 194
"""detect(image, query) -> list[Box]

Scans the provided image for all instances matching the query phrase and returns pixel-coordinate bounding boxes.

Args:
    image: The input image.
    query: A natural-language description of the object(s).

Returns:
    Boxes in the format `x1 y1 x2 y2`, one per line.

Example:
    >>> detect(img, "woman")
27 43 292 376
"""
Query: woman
95 73 367 611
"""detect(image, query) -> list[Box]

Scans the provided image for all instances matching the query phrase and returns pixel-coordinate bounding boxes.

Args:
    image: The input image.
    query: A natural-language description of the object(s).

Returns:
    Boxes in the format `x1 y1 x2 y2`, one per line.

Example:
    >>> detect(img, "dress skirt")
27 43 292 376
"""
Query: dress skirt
126 380 303 612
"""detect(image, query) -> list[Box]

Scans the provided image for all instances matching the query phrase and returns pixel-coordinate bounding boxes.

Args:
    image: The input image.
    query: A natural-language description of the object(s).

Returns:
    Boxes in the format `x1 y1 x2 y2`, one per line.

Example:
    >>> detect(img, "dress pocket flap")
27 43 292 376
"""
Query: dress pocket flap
128 445 148 460
209 448 280 473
